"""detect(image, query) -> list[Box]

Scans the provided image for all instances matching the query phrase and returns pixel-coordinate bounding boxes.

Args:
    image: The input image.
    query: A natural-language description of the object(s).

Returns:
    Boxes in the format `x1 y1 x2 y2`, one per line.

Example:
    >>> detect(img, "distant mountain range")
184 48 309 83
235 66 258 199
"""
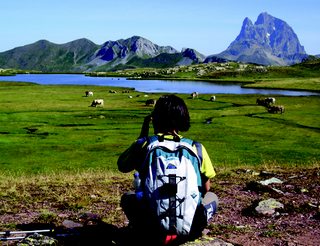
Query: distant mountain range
0 12 311 72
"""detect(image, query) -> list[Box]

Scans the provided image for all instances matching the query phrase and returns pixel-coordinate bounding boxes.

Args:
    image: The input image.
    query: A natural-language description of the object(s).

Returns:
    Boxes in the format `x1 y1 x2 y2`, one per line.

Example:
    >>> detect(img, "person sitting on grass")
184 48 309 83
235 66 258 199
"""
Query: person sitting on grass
117 94 219 245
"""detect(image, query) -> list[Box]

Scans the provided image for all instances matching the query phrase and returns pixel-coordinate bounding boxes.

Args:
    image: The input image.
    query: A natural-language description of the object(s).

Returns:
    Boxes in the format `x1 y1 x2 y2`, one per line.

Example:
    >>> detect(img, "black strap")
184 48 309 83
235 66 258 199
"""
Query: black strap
168 174 177 233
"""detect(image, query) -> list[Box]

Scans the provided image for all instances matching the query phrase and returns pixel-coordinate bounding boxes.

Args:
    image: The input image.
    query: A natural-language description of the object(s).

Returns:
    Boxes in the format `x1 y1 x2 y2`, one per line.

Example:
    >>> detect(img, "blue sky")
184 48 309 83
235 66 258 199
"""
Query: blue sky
1 0 319 55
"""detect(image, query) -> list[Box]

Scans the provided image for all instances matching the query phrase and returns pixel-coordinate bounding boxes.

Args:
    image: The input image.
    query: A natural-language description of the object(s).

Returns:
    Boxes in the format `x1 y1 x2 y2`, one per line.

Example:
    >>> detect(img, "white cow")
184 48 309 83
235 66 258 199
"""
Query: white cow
210 95 216 101
85 91 93 97
91 99 104 107
266 97 276 104
191 92 199 99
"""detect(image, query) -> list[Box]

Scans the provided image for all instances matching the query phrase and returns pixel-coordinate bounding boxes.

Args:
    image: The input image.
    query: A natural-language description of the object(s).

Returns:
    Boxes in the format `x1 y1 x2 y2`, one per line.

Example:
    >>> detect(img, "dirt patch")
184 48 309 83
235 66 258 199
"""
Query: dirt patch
0 168 319 245
208 168 320 245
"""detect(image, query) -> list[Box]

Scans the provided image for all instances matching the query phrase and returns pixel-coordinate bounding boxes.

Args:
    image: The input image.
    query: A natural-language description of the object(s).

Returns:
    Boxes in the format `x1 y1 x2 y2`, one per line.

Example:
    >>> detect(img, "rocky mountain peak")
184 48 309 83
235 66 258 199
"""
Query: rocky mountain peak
217 12 307 65
255 12 272 25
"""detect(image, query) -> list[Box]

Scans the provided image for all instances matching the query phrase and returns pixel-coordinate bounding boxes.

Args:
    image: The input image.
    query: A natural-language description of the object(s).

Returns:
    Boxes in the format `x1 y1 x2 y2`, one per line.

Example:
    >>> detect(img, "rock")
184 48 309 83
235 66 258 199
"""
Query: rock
255 198 284 216
17 233 58 246
182 237 234 246
258 177 283 186
202 238 234 246
62 220 83 229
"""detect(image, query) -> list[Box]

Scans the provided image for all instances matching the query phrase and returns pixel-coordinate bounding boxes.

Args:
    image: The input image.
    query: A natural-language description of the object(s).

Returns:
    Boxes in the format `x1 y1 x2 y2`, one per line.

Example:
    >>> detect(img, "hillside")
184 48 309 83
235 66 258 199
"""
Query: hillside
0 39 98 72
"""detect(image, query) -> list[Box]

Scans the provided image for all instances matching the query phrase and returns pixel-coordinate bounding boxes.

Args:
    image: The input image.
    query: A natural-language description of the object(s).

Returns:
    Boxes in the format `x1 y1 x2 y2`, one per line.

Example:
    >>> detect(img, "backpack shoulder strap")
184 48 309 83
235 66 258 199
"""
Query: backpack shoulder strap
181 138 203 164
147 135 158 144
192 141 203 164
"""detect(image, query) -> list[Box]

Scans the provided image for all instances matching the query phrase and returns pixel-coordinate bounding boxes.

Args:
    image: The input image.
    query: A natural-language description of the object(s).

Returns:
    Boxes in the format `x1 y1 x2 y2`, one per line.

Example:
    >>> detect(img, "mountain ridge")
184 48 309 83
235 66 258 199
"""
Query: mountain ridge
0 13 312 72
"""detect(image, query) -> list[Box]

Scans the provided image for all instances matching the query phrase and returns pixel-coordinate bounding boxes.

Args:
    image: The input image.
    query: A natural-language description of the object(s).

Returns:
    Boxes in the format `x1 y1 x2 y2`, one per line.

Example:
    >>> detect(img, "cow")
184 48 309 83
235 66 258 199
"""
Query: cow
256 97 276 107
210 95 216 101
191 92 199 99
85 91 93 97
267 105 285 114
265 97 276 105
145 99 156 107
91 99 104 107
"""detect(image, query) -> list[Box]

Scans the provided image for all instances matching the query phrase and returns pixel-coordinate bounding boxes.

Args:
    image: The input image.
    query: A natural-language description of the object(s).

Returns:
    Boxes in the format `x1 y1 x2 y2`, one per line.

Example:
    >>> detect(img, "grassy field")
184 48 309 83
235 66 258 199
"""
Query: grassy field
0 81 319 176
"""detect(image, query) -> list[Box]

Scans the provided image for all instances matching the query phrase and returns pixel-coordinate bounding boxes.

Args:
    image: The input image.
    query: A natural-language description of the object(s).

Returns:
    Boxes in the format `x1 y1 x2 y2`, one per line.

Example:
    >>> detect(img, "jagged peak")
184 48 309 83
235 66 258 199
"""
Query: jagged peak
256 12 270 23
242 17 253 27
255 12 278 25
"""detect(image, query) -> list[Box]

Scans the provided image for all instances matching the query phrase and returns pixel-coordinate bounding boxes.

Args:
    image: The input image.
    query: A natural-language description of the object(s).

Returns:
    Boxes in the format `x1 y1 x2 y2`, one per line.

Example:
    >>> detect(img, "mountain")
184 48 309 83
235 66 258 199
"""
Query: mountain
103 48 206 71
0 39 99 72
0 13 310 71
0 36 206 72
215 12 308 66
88 36 178 68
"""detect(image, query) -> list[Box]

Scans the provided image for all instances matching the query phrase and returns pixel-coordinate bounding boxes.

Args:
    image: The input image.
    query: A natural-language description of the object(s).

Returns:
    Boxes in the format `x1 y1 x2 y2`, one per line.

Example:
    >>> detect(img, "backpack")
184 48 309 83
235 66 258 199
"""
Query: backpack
141 135 203 236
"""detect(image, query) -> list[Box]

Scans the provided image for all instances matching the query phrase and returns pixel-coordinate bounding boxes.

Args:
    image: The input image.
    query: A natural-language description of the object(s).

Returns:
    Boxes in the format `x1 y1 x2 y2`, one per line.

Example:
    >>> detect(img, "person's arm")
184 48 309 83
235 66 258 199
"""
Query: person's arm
204 179 211 193
118 116 151 173
198 144 215 195
117 142 138 173
139 115 152 138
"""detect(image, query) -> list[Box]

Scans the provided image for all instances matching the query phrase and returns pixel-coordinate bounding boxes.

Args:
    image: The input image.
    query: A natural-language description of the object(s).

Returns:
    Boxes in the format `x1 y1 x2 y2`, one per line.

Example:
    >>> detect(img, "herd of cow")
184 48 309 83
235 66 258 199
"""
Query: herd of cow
256 97 285 114
85 91 104 107
85 90 285 114
191 92 285 114
85 90 155 108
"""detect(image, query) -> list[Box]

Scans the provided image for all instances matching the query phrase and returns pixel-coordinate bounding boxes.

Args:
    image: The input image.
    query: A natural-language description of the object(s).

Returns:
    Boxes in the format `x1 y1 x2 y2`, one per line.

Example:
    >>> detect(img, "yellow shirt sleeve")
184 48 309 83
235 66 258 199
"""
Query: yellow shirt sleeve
196 144 216 179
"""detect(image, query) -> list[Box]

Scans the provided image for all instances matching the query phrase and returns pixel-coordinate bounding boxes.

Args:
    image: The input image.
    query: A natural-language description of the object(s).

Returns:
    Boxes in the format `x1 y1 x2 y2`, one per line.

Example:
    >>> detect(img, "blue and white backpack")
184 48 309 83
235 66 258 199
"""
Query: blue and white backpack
142 135 203 235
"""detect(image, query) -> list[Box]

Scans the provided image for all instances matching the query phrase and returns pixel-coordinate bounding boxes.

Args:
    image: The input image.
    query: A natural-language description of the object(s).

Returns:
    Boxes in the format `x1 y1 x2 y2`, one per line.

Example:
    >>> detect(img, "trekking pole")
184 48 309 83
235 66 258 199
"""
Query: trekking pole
0 229 53 241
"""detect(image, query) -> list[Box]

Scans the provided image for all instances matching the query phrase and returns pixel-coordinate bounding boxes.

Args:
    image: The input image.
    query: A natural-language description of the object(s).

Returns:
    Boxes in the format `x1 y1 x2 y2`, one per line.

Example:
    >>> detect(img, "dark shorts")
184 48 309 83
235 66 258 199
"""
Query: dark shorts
120 191 218 244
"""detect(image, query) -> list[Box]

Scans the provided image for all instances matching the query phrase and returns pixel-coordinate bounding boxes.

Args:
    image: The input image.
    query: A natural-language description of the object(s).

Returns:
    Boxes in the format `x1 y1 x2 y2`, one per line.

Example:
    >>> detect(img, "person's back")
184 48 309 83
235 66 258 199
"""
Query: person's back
117 95 218 245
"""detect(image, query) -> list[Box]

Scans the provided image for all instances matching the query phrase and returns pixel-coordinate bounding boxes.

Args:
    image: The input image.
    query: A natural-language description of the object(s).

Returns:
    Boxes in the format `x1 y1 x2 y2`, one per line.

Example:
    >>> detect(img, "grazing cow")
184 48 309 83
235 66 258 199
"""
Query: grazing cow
109 90 117 93
191 92 199 99
85 91 93 97
265 97 276 105
256 97 276 107
267 105 285 114
256 98 267 106
91 99 104 107
210 95 216 101
145 99 156 107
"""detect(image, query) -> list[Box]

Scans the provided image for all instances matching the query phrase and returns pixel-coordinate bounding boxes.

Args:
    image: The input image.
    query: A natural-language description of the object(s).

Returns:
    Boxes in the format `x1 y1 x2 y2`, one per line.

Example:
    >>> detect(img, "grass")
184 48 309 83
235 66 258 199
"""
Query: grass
0 80 319 238
0 81 319 175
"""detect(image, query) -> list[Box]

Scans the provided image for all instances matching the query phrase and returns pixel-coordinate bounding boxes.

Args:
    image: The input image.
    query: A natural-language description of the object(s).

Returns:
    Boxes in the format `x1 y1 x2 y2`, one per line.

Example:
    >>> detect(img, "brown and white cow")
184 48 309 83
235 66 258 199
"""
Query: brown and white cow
91 99 104 107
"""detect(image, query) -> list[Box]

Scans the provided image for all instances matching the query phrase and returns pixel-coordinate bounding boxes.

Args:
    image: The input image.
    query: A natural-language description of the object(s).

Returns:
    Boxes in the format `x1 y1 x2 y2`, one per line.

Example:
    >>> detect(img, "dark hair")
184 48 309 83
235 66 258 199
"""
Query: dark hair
152 94 190 133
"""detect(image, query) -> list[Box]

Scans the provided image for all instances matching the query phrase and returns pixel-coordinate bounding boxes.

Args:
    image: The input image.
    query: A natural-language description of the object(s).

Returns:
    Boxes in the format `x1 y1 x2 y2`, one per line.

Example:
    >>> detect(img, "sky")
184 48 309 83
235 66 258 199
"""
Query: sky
1 0 319 56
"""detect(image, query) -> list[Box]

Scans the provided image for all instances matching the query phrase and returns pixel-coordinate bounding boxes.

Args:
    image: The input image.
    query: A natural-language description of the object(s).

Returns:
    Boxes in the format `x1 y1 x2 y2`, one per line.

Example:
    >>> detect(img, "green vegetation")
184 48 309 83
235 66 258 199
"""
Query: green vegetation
0 81 319 176
0 68 39 76
86 58 320 92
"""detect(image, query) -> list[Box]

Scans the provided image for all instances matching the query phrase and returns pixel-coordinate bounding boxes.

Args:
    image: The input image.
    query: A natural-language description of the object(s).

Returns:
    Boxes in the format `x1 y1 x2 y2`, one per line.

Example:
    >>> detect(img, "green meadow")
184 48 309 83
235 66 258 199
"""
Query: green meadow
0 81 319 176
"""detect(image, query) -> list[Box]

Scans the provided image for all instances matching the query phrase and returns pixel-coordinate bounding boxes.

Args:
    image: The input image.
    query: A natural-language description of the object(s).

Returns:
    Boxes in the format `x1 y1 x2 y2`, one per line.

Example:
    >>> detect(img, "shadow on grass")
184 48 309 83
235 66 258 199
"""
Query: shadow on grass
15 221 133 246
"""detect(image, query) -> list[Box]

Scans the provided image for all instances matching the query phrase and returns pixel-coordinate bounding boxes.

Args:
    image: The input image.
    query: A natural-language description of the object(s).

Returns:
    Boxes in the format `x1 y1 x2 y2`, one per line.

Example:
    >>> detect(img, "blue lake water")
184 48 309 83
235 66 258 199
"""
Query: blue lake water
0 74 319 96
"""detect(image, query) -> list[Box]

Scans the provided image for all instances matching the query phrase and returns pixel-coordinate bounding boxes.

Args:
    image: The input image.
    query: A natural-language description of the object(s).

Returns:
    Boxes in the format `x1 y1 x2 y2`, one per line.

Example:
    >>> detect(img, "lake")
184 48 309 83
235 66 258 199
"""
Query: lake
0 74 319 96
